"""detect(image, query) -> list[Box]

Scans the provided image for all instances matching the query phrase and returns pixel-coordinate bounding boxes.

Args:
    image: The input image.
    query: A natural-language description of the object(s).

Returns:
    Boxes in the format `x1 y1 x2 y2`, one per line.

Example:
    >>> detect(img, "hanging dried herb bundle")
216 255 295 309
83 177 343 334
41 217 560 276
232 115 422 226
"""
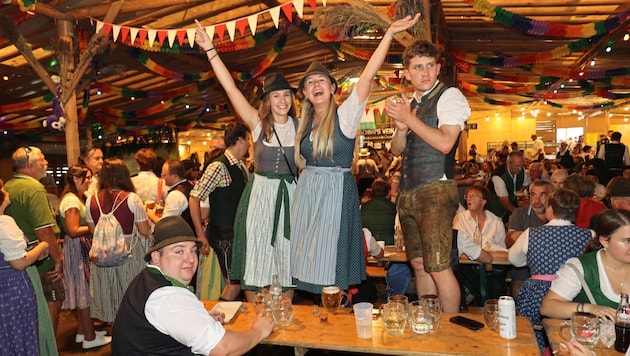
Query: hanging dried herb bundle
395 0 426 41
310 4 388 40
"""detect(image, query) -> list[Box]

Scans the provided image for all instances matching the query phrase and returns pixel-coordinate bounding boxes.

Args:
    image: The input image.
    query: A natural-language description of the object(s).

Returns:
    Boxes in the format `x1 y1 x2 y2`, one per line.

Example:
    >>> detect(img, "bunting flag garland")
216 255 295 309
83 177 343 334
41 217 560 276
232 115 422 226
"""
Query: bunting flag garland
92 0 318 49
128 31 288 82
464 0 628 38
546 98 630 112
452 36 597 67
0 93 54 115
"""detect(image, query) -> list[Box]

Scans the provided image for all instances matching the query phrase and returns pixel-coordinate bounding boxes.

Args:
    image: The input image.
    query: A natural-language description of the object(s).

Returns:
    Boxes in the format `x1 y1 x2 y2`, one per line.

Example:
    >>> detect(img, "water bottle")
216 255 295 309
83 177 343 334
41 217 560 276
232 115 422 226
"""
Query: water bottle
616 293 630 352
270 274 282 301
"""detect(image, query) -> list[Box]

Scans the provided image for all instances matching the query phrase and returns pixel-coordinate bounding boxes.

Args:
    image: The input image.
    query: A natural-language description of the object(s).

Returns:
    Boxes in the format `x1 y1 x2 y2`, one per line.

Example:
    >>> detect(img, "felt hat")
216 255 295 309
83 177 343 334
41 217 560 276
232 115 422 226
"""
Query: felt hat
359 148 370 157
145 216 201 262
298 61 337 92
259 72 296 98
607 179 630 198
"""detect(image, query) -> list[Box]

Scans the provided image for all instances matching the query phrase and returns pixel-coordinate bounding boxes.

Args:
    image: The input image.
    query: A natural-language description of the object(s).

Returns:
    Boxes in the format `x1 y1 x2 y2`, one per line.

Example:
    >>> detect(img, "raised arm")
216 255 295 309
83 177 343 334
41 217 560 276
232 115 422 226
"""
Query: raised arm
354 14 420 103
195 19 259 130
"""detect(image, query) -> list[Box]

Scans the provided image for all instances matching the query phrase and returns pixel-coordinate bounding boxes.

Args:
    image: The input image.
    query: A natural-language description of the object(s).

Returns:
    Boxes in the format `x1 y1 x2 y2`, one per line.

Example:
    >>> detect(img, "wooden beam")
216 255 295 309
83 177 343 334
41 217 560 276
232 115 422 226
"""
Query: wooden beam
29 0 203 21
0 15 57 95
62 1 125 105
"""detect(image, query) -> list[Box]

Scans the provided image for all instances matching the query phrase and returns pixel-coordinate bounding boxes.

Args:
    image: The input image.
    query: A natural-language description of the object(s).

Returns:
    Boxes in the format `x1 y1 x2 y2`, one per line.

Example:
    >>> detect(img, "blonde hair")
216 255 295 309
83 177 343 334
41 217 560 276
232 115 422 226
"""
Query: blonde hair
294 94 338 169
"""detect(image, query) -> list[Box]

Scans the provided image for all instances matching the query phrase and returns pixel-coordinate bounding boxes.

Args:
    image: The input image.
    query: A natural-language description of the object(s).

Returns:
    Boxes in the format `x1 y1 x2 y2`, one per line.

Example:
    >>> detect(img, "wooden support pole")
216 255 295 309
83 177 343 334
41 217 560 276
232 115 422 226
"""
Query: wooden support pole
58 19 80 166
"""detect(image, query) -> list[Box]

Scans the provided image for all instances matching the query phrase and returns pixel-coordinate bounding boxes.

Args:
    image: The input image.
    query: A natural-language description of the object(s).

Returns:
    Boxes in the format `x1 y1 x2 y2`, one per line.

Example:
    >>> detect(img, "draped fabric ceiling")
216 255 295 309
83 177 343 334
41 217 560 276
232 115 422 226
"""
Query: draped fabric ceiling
0 0 628 145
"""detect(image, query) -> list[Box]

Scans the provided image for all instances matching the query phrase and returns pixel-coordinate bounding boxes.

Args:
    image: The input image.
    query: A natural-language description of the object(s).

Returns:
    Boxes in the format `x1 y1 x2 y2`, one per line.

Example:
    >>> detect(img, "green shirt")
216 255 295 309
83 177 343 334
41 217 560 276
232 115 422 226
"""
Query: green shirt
5 174 60 272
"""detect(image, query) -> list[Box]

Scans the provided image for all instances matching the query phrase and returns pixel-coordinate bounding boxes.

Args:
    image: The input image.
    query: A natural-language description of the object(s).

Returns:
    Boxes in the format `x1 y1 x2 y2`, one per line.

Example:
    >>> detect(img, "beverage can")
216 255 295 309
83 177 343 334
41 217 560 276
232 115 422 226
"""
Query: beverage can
498 296 517 339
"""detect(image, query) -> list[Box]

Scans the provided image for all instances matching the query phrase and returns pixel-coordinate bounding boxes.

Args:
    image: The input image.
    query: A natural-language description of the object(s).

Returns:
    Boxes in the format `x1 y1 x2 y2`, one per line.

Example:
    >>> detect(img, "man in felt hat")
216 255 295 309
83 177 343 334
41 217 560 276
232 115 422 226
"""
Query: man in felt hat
385 39 471 313
112 216 273 355
355 147 380 196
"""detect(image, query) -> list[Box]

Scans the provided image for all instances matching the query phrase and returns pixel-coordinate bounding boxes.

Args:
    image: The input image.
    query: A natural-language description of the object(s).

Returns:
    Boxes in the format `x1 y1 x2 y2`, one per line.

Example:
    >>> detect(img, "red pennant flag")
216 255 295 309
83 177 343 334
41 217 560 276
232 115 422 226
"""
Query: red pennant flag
236 18 248 36
157 30 167 47
103 23 112 36
215 23 226 41
120 26 130 44
176 29 186 46
281 3 293 22
307 0 317 9
138 29 148 45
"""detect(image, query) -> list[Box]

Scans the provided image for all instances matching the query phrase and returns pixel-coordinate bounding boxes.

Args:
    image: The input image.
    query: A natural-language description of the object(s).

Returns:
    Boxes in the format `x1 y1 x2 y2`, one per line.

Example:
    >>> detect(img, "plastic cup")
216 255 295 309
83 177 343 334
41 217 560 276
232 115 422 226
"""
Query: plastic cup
353 302 373 339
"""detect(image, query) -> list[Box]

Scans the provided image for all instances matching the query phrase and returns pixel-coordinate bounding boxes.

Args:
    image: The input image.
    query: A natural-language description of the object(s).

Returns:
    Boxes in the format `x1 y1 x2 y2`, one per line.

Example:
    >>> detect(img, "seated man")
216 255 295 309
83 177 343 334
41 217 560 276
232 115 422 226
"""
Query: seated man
112 216 274 355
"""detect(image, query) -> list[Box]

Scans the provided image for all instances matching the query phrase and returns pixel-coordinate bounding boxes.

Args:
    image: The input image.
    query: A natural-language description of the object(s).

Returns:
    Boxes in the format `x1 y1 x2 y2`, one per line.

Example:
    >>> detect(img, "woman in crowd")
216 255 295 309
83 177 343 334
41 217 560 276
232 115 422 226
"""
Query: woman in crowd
508 188 593 349
453 184 507 306
59 165 111 348
0 179 51 355
550 168 569 191
86 158 152 323
541 209 630 321
562 174 606 229
290 14 420 295
194 19 299 302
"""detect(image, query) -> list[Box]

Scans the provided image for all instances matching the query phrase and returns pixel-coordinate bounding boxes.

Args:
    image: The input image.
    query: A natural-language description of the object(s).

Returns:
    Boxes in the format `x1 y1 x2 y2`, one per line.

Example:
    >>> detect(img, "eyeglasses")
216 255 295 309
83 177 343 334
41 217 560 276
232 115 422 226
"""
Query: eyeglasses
464 194 483 200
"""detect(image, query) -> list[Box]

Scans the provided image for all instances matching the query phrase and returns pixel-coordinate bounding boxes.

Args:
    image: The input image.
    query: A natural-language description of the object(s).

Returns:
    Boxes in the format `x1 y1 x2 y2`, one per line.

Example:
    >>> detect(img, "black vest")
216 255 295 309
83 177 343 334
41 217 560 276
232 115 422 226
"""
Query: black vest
111 269 194 355
209 153 246 228
604 143 625 170
168 180 194 230
401 82 459 191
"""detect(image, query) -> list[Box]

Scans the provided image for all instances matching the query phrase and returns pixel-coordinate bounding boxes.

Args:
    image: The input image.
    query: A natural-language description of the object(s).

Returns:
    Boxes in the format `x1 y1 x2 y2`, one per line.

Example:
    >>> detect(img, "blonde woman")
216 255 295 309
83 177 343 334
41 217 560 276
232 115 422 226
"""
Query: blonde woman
290 15 420 295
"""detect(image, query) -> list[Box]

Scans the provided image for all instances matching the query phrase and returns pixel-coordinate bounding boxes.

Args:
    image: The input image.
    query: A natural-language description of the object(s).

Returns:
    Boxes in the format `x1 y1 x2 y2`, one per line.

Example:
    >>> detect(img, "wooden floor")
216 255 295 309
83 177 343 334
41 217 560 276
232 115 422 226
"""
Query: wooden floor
57 310 112 356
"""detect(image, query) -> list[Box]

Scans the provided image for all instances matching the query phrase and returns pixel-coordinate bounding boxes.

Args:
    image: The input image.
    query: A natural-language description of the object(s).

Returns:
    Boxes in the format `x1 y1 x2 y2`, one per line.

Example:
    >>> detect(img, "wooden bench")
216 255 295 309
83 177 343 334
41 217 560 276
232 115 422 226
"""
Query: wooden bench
366 265 387 279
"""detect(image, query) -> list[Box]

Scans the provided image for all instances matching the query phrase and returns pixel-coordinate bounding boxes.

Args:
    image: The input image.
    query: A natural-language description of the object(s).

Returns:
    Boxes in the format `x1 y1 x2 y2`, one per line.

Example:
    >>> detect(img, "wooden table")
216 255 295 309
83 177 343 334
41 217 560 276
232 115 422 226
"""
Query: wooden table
543 318 622 355
374 246 510 266
204 301 540 356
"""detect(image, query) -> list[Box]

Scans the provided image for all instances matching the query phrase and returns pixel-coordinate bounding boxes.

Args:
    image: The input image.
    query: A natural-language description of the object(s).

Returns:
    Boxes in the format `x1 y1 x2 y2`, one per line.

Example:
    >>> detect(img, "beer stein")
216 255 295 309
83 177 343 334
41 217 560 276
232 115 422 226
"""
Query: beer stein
321 285 349 313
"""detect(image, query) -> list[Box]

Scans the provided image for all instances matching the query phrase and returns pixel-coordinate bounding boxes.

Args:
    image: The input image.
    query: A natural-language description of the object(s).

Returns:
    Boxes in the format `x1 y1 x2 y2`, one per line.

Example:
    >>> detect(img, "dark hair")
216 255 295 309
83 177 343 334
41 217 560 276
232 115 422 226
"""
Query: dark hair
0 178 5 207
403 40 439 69
165 159 185 179
612 132 622 141
548 188 580 222
80 144 102 163
135 148 157 171
586 209 630 252
259 96 296 144
60 165 92 203
370 179 390 197
224 123 249 147
98 158 135 208
563 174 595 198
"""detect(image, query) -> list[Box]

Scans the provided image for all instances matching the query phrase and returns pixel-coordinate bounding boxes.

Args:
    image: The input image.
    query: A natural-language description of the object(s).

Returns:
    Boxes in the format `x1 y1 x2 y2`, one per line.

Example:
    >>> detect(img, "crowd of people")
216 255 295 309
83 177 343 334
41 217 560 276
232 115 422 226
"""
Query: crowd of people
3 13 630 355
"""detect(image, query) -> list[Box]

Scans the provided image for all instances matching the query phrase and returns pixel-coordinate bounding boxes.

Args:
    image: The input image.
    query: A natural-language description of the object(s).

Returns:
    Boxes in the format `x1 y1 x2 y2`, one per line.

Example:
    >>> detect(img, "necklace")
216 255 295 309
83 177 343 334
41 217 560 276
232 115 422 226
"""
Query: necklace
603 251 629 293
